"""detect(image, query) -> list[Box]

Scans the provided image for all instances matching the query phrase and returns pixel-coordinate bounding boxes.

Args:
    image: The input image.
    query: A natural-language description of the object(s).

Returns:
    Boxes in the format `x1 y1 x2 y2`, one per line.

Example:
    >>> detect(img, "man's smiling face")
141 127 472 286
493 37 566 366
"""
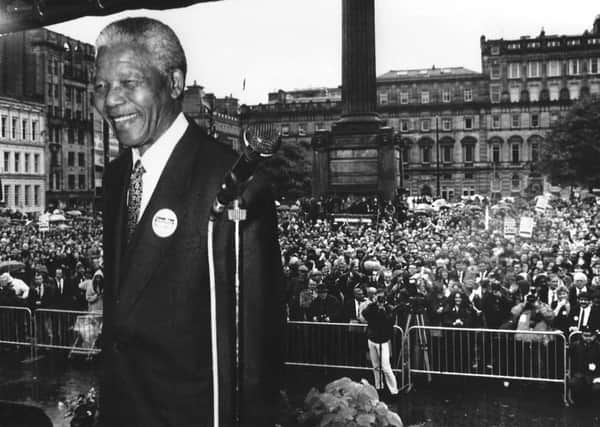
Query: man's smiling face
93 43 178 155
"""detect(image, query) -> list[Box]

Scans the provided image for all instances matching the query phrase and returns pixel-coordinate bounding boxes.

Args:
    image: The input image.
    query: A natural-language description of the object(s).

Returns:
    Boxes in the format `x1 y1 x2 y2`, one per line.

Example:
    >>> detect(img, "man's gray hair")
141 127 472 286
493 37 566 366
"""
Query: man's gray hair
96 17 187 78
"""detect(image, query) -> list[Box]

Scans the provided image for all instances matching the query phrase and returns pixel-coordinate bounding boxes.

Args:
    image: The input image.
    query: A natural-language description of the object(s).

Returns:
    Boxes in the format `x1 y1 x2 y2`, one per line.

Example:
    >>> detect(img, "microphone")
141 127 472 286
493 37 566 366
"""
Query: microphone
210 123 281 217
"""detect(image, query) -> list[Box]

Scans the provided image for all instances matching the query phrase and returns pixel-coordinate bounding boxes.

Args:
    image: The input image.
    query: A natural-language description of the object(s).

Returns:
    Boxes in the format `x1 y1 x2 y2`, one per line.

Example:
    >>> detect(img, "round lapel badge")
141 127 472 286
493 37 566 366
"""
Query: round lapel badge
152 208 178 238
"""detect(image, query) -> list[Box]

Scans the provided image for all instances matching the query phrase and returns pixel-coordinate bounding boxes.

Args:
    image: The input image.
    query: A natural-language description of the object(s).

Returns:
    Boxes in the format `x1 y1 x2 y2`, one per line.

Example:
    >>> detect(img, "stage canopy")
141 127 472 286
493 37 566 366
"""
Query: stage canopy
0 0 220 34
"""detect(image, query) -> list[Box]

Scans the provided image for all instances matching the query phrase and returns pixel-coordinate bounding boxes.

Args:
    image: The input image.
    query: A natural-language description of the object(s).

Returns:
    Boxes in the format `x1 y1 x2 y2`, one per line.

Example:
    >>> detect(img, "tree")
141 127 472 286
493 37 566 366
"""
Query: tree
257 139 312 200
539 96 600 189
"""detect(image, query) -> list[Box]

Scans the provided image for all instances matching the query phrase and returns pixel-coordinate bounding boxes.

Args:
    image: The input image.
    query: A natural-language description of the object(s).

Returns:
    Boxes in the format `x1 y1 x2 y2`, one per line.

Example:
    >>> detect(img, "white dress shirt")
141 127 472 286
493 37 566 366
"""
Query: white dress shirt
131 112 189 221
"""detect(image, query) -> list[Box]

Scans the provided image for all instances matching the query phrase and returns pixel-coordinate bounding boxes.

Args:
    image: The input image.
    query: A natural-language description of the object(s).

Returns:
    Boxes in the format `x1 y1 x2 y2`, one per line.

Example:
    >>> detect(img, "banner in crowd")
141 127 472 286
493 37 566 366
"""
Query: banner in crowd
519 216 535 238
535 195 549 214
504 217 517 238
38 214 49 233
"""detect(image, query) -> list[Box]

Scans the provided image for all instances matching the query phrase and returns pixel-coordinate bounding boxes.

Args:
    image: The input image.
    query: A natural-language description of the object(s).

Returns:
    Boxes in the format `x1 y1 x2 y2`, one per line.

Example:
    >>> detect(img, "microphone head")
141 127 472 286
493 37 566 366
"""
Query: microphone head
243 123 281 157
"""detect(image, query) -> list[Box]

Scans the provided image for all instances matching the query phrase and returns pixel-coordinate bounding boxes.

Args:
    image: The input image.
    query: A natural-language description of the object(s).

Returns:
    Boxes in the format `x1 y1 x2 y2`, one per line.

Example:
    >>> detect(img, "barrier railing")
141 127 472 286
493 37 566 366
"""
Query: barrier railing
285 321 405 381
33 309 102 359
0 305 34 358
406 325 569 405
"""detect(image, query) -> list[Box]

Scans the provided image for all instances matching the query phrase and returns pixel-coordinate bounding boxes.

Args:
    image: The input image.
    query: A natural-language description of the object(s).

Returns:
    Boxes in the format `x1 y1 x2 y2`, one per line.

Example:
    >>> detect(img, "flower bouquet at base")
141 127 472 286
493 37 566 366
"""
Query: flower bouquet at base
296 377 403 427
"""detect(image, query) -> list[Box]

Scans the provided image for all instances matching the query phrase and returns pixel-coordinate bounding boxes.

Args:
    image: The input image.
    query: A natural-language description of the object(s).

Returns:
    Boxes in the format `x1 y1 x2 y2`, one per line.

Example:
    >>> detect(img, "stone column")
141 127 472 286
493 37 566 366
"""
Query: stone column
339 0 381 126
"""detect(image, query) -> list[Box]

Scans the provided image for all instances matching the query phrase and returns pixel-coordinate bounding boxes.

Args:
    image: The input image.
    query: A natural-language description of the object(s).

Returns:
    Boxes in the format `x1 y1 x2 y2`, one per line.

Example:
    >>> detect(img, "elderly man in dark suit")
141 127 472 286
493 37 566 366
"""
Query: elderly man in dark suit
95 17 284 427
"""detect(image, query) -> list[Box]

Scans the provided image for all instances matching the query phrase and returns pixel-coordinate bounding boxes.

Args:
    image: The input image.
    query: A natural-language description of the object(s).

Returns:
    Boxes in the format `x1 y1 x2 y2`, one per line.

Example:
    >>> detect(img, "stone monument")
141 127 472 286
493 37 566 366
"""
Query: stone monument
312 0 399 199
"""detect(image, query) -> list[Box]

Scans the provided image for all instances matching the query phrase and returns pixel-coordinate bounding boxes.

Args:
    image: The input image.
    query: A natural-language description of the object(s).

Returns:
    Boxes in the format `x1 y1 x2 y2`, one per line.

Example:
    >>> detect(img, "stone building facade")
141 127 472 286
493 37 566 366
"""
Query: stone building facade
0 28 95 210
240 16 600 200
0 97 46 214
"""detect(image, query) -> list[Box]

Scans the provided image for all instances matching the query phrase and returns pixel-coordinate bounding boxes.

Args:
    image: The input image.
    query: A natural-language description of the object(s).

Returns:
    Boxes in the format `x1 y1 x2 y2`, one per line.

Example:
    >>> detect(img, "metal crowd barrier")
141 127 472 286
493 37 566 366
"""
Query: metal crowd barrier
0 306 34 358
33 309 102 359
285 321 404 371
406 326 569 405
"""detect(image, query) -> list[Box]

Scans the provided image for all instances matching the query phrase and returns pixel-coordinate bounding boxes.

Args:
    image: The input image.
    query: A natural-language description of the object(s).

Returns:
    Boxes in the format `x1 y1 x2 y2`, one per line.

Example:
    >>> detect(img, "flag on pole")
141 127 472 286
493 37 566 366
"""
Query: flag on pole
242 78 246 91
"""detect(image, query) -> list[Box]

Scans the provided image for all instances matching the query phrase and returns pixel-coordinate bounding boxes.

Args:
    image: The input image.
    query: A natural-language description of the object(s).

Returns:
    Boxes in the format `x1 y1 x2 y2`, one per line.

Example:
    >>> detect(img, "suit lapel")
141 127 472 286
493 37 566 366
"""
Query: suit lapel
117 127 201 314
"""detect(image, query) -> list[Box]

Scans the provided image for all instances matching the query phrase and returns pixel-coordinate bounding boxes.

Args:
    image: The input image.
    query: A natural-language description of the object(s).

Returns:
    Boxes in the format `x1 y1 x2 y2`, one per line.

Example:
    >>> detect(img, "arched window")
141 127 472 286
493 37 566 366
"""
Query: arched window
511 174 521 190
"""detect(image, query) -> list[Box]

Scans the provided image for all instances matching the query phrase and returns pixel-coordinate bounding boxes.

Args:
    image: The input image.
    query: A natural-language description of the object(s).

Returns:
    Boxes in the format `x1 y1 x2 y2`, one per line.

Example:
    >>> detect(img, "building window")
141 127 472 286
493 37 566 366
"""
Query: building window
490 85 501 103
528 84 541 102
442 90 451 102
511 143 520 163
590 58 600 74
492 115 501 129
34 185 40 206
21 119 27 140
491 46 500 55
464 116 473 130
547 60 561 77
462 187 476 196
421 91 429 104
68 175 75 190
531 142 539 162
511 114 520 128
14 185 19 206
399 92 409 104
65 86 72 102
527 61 541 78
422 146 431 163
508 62 521 79
421 118 431 131
3 152 9 172
511 174 520 190
509 85 520 103
463 88 473 102
65 108 72 119
47 83 53 98
568 83 580 100
490 63 501 79
492 144 501 163
297 123 306 136
14 152 19 172
24 185 30 207
47 58 53 74
11 118 17 139
34 154 40 173
442 145 453 163
78 129 85 145
549 84 560 101
53 84 58 98
3 185 8 203
68 128 75 144
464 145 474 163
379 92 388 105
32 121 37 140
78 152 85 167
76 88 83 104
281 124 289 136
441 118 452 131
400 120 410 132
68 152 75 166
569 59 581 75
78 174 86 190
531 113 539 128
1 116 6 138
24 153 30 172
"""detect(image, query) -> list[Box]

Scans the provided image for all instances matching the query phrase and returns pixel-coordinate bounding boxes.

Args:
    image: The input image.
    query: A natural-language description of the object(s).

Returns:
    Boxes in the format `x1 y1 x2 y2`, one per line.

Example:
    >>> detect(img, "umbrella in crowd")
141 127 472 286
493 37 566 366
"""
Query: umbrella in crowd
0 260 25 273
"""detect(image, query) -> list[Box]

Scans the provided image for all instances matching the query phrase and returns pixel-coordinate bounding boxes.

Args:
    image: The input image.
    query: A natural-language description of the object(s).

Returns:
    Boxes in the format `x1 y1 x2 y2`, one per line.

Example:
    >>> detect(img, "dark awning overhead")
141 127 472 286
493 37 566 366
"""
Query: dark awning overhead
0 0 220 34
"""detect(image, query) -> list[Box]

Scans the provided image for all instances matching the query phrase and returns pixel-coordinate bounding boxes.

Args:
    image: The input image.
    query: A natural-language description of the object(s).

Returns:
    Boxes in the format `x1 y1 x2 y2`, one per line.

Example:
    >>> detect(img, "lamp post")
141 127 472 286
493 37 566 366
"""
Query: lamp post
435 116 440 198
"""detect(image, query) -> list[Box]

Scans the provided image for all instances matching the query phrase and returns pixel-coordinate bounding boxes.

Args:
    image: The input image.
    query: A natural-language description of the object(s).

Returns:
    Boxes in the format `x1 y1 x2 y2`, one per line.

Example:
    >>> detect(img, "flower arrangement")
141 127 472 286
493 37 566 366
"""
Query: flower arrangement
296 377 403 427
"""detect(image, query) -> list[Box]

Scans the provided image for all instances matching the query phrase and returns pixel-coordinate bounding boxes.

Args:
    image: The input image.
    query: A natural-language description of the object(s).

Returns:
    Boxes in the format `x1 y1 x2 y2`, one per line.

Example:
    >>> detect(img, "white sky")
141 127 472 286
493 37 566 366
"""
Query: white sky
48 0 600 106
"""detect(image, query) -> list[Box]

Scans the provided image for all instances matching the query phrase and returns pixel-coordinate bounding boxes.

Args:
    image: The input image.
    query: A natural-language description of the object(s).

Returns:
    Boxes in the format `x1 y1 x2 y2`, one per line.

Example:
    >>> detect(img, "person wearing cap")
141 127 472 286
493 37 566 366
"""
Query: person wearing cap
568 327 600 403
308 284 341 322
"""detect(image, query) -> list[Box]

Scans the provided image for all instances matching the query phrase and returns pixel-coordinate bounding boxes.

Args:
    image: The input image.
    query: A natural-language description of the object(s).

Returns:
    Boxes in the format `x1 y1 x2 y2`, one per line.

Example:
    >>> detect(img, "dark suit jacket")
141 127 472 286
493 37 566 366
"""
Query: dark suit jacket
27 283 56 310
49 276 79 309
100 119 285 427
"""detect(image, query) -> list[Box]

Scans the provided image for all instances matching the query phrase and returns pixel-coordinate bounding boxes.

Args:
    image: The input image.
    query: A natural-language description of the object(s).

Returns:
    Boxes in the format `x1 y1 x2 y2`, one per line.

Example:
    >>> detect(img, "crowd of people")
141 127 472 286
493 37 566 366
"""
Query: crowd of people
280 192 600 399
0 216 104 313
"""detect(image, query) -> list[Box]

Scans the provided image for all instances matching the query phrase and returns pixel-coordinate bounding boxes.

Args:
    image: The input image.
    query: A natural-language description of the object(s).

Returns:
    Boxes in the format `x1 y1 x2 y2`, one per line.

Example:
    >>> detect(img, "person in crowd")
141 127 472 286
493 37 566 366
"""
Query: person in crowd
79 273 104 313
361 289 399 398
51 267 78 310
551 285 572 336
308 284 341 322
569 292 600 334
94 17 284 426
442 291 474 328
341 286 366 323
27 270 55 309
568 327 600 405
0 272 29 304
480 281 513 329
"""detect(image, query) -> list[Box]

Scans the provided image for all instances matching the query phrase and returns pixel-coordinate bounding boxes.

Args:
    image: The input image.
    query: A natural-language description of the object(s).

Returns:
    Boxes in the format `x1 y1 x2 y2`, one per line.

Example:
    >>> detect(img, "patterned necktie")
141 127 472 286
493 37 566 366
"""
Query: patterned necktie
127 159 145 243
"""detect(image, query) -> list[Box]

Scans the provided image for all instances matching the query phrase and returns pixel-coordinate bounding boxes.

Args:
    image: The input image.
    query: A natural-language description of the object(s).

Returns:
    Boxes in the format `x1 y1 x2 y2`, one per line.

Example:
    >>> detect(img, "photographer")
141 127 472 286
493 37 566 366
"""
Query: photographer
361 289 399 398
